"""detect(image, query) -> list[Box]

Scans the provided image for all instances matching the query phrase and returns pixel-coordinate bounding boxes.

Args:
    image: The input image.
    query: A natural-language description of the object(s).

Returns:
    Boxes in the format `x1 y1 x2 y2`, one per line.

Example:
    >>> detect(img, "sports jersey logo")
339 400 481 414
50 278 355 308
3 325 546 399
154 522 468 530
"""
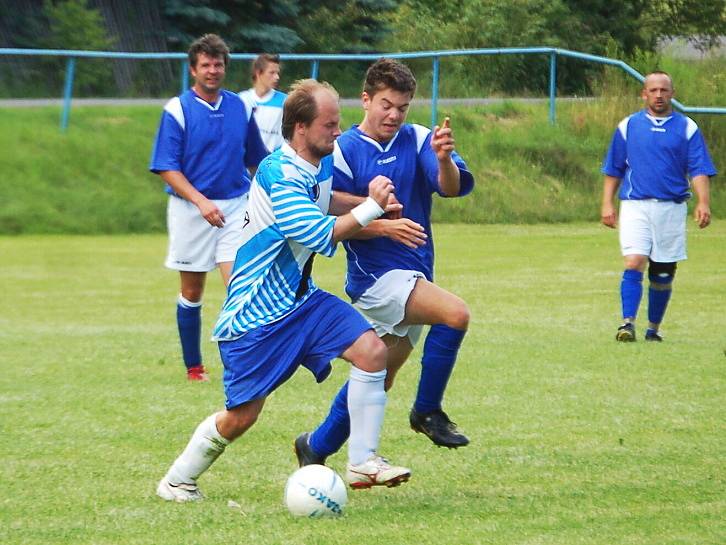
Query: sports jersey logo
377 155 397 165
309 184 320 201
242 211 250 229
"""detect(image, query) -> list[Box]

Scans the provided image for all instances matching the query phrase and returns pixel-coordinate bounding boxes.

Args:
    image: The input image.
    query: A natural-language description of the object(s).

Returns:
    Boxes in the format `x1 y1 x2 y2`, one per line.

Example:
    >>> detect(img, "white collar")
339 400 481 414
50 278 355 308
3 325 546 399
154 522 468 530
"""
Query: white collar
281 143 322 176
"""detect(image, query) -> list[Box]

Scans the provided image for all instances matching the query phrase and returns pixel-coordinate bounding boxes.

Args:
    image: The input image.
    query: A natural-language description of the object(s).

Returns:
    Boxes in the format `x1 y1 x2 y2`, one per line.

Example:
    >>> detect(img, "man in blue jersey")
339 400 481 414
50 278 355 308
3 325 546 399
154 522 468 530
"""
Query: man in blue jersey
239 53 286 152
150 34 268 381
156 79 411 502
294 58 475 467
601 71 716 342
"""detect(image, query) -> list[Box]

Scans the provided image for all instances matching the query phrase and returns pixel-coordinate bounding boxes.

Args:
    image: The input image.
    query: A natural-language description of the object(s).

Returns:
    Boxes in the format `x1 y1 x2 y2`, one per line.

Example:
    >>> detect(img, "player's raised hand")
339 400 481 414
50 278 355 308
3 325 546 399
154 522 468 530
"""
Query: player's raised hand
431 116 455 161
367 175 395 210
198 197 226 228
694 202 711 229
382 218 427 249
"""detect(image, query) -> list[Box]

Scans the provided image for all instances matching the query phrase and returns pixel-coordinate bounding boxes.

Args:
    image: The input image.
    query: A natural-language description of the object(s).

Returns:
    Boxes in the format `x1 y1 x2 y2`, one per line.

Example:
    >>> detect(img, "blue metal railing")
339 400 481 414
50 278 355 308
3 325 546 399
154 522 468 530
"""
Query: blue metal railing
1 46 724 131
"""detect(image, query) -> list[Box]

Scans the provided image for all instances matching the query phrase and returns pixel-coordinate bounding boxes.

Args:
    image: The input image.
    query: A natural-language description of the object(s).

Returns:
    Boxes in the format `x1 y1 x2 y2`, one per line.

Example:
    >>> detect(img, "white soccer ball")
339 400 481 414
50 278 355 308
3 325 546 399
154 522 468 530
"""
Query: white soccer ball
284 464 348 517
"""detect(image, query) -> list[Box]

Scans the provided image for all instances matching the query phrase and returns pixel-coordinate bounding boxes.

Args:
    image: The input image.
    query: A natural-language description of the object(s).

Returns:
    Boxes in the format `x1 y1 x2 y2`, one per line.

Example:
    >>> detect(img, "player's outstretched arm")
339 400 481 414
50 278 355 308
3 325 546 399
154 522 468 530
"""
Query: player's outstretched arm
351 218 427 249
332 176 393 243
692 175 711 229
432 117 461 197
601 175 620 228
159 170 225 227
329 191 403 217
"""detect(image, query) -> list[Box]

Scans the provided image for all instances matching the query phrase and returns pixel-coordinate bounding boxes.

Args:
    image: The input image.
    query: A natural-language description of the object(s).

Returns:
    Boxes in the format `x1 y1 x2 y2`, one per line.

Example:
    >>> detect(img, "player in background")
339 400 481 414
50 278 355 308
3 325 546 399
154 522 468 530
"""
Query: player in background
295 58 475 468
601 71 716 342
239 53 286 152
156 79 411 503
149 34 268 382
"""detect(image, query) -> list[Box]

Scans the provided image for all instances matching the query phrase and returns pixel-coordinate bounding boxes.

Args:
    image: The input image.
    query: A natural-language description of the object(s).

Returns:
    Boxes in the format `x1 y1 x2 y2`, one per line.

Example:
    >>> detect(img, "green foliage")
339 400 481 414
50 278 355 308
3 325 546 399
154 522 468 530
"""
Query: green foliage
1 227 724 544
42 0 116 95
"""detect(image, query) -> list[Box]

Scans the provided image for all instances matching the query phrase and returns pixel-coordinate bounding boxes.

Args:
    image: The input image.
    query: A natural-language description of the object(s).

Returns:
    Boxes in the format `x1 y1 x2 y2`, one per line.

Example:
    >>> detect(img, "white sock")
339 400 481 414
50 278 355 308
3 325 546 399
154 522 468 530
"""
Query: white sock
166 412 230 485
347 367 387 466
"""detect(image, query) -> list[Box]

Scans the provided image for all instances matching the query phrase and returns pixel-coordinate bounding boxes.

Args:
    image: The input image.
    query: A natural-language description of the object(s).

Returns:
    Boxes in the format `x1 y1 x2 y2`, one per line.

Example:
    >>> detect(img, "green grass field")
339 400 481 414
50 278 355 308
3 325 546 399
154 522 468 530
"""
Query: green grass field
1 224 724 545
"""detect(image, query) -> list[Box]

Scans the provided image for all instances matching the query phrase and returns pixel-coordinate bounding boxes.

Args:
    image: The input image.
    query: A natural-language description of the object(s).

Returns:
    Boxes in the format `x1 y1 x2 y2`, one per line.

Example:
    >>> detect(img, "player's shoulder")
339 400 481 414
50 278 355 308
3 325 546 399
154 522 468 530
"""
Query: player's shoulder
268 90 287 107
162 95 185 128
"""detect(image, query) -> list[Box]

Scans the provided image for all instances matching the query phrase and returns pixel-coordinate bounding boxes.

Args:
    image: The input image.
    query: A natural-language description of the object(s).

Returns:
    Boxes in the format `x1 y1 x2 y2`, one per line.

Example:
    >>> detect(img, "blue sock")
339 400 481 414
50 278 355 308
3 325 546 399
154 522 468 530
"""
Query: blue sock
177 295 202 369
414 324 467 414
309 382 350 458
647 274 673 326
620 269 643 320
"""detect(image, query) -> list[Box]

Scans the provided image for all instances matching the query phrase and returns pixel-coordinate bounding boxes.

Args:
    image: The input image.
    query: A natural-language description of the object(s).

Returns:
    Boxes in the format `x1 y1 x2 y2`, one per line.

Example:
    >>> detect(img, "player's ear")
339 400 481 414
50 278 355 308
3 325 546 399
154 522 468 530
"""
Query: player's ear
361 91 371 110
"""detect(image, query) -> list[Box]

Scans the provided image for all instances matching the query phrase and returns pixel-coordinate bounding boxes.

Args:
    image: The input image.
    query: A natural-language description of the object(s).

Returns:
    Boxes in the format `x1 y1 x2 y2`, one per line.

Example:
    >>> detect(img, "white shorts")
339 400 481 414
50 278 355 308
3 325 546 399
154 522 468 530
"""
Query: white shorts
165 194 249 272
353 269 425 346
619 199 687 262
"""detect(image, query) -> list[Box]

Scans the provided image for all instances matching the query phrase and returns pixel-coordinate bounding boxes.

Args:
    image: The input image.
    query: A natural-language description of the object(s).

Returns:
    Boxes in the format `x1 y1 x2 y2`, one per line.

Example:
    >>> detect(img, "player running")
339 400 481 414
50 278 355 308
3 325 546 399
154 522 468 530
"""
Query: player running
295 58 475 468
156 79 411 502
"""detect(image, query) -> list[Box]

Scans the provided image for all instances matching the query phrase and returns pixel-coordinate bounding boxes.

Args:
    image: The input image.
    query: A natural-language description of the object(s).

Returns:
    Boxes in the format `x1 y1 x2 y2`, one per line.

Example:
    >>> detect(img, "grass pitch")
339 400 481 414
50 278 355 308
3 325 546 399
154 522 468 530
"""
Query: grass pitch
1 224 724 545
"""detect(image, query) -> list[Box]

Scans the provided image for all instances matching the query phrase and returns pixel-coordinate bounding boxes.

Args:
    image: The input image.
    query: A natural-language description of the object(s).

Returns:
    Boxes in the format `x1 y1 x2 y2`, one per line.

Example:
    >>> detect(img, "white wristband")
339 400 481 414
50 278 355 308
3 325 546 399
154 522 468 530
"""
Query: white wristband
351 197 385 227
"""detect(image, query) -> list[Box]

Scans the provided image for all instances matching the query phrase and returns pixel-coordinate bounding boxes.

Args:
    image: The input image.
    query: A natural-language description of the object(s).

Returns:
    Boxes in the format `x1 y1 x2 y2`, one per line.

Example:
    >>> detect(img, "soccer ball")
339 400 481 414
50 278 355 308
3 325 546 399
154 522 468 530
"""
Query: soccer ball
284 464 348 517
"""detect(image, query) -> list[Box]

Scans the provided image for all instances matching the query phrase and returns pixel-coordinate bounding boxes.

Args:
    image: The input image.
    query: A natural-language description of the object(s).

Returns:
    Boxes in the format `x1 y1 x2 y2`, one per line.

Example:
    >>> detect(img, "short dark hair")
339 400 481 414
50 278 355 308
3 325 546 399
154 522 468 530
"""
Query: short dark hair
282 79 339 141
188 34 230 68
252 53 281 82
363 58 417 98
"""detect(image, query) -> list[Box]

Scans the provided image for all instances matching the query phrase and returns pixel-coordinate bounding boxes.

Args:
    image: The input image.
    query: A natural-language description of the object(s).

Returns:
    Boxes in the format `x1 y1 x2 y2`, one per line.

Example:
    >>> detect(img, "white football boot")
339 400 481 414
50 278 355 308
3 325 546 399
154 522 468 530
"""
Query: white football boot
346 454 411 489
156 476 204 502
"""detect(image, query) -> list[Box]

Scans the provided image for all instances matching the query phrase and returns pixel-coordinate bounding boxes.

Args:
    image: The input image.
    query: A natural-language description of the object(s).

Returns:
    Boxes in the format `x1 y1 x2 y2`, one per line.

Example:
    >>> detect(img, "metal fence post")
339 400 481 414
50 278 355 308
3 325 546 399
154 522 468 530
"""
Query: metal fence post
548 51 557 125
181 60 189 94
60 57 76 132
431 56 440 128
311 59 320 80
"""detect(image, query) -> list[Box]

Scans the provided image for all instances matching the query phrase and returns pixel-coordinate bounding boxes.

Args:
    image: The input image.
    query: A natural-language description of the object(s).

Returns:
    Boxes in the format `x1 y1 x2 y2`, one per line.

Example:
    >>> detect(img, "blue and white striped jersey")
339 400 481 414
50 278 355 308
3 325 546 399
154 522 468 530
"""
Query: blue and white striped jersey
213 143 336 341
602 110 717 202
239 88 287 152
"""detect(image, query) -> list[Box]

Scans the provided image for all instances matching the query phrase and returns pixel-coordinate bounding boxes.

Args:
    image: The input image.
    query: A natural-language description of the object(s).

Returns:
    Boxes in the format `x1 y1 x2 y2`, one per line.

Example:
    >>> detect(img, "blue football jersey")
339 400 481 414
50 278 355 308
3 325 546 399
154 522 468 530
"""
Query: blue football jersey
602 110 717 202
149 89 269 199
333 123 474 301
213 144 336 341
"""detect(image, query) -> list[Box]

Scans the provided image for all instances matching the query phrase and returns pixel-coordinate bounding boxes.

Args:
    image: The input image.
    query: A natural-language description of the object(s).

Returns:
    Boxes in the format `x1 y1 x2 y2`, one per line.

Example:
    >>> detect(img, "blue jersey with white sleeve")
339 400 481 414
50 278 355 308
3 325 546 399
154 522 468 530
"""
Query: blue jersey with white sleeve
239 88 286 152
149 88 269 199
333 123 474 302
601 110 717 202
213 144 336 341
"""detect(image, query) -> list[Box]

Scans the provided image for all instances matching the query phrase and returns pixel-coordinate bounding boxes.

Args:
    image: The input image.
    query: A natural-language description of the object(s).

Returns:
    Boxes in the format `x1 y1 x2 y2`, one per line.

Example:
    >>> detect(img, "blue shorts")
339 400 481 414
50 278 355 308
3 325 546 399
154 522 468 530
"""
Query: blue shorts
218 289 372 410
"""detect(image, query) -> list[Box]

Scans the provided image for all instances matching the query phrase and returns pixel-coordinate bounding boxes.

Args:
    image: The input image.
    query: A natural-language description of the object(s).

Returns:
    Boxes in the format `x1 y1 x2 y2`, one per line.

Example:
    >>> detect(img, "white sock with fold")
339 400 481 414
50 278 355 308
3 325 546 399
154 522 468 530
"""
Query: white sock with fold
165 412 230 485
347 367 387 466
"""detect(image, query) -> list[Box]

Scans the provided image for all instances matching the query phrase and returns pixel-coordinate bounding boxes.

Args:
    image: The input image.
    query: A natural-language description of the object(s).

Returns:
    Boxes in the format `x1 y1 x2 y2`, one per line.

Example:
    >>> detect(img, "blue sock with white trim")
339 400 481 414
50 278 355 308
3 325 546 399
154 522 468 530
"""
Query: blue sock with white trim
620 269 643 321
647 273 673 326
414 324 466 414
309 382 350 458
177 295 202 369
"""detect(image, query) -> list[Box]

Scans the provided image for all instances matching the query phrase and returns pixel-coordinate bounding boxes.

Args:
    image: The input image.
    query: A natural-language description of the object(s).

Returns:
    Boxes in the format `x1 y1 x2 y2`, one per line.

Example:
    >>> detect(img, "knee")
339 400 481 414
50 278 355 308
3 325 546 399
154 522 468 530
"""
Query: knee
648 260 676 287
445 303 470 331
227 410 259 435
181 287 203 302
624 255 648 272
358 334 387 373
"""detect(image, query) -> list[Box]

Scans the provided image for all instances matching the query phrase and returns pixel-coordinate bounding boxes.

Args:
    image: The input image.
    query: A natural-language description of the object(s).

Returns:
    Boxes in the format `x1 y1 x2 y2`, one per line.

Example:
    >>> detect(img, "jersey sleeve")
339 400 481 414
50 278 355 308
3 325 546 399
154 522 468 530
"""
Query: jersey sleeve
332 142 358 194
687 128 718 178
601 127 627 178
149 110 184 173
244 113 270 169
417 129 475 197
270 175 337 257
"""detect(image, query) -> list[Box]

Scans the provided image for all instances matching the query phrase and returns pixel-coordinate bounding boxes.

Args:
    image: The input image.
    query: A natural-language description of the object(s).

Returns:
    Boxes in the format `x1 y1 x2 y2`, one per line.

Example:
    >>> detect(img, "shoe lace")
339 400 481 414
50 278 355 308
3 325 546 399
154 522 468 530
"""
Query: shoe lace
431 410 460 432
